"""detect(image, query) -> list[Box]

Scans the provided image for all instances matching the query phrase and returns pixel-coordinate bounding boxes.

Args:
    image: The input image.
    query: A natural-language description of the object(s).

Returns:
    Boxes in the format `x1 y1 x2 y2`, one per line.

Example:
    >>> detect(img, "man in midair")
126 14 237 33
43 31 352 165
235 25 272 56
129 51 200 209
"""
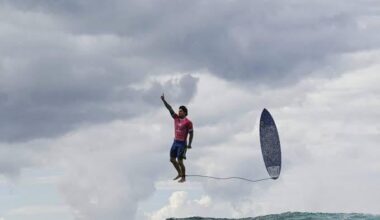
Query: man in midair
161 93 193 183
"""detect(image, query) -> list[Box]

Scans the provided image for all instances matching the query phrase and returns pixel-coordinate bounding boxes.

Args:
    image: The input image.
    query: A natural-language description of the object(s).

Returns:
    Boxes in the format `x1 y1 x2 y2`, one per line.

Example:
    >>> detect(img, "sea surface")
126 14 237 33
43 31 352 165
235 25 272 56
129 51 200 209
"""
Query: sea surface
167 212 380 220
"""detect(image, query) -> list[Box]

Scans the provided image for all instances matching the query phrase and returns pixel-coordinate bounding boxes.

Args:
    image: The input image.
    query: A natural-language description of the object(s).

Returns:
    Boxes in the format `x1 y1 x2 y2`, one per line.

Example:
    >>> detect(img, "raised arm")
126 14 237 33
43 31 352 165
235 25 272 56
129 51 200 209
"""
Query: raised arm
161 93 176 117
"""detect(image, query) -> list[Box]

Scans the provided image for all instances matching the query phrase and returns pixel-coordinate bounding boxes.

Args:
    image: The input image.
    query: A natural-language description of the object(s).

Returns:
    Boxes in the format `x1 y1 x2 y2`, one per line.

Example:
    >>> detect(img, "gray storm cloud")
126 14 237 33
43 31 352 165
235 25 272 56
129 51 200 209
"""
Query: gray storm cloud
1 1 201 142
3 0 380 82
2 0 380 141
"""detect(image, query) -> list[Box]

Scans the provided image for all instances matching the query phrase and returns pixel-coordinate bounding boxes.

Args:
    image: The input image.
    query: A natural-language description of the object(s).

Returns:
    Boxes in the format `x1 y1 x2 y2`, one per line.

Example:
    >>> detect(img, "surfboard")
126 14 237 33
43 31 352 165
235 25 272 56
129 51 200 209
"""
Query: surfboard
259 108 281 179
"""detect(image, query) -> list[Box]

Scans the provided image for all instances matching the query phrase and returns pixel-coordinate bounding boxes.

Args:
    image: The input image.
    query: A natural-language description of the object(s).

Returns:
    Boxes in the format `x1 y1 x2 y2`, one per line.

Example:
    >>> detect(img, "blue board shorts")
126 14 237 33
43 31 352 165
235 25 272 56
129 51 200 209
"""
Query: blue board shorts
170 140 187 160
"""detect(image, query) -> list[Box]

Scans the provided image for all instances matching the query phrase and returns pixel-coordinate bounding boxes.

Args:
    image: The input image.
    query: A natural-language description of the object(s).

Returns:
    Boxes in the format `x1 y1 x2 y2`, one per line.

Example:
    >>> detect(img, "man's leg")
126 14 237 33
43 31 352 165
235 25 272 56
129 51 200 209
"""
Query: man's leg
178 158 186 183
170 157 182 180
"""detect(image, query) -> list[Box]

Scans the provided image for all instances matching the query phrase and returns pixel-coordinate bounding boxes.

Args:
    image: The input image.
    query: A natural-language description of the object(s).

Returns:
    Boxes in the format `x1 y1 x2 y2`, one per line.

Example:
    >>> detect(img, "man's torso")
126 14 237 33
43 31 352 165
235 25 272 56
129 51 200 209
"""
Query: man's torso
173 115 193 141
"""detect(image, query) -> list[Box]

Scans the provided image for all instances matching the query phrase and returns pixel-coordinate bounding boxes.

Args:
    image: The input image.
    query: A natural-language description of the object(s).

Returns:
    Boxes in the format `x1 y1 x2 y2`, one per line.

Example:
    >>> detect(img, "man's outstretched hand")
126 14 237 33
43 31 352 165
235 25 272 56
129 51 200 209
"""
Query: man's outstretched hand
187 145 192 149
161 93 165 101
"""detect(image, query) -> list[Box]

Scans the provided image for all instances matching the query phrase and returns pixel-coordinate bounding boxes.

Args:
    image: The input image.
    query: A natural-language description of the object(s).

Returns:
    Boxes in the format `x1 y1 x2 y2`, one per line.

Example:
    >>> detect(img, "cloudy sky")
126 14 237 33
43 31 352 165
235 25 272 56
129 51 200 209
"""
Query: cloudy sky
1 0 380 219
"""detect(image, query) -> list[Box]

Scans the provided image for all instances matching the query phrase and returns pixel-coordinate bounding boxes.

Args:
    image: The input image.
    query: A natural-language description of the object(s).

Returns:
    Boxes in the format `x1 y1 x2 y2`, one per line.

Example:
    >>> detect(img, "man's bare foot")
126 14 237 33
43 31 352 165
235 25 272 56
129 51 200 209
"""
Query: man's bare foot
178 177 186 183
173 175 181 180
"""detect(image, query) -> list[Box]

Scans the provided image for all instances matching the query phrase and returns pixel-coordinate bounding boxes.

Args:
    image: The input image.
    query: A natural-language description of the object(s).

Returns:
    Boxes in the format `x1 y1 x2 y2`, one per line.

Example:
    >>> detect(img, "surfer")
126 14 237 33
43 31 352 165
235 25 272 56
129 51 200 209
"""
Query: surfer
161 93 194 183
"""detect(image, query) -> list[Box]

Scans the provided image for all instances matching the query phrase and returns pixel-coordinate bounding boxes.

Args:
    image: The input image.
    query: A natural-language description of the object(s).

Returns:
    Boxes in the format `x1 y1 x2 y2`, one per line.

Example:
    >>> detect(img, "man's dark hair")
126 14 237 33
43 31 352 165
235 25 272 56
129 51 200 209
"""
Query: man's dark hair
179 105 188 116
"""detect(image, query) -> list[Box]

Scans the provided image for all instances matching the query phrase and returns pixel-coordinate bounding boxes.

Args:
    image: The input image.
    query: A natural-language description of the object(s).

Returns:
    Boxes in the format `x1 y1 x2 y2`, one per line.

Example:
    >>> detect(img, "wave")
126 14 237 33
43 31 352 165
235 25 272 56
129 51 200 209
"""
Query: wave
167 212 380 220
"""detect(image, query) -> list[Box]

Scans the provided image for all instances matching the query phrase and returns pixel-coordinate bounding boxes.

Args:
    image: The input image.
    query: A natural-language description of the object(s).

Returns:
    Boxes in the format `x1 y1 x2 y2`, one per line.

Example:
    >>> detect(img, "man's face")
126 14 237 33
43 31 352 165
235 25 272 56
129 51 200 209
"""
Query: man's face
178 109 185 118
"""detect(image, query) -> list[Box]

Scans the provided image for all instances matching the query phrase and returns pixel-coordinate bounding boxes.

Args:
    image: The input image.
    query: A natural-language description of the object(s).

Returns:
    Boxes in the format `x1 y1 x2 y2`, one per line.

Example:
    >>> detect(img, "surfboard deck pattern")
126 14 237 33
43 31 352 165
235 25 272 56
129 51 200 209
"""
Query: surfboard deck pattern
259 108 281 179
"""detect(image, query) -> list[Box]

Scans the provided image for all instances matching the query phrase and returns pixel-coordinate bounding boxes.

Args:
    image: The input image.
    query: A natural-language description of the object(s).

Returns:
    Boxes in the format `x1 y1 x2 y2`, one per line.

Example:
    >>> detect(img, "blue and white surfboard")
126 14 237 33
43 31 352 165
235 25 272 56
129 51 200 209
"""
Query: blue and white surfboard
260 108 281 180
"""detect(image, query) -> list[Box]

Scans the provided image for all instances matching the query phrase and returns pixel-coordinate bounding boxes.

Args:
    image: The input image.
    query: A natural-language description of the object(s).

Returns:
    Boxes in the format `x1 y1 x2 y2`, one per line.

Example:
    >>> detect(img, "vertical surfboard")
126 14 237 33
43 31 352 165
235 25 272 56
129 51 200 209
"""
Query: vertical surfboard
260 108 281 179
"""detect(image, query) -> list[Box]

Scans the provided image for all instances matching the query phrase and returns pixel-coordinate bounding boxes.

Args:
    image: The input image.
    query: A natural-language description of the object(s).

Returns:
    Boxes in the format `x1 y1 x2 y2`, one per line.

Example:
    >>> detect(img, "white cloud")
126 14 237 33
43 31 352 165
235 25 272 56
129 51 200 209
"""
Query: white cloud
7 205 70 216
145 50 380 218
147 191 228 220
1 52 379 219
50 117 169 220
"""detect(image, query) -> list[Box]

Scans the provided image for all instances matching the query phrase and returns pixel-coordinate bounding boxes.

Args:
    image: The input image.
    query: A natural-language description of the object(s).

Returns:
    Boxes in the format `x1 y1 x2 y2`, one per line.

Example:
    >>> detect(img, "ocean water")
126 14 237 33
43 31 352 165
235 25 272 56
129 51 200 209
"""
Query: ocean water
167 212 380 220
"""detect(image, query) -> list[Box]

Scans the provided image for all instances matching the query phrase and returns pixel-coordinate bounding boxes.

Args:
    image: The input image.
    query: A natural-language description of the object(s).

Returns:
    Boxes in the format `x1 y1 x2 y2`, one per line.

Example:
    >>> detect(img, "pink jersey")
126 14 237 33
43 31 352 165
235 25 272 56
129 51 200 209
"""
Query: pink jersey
173 114 193 141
